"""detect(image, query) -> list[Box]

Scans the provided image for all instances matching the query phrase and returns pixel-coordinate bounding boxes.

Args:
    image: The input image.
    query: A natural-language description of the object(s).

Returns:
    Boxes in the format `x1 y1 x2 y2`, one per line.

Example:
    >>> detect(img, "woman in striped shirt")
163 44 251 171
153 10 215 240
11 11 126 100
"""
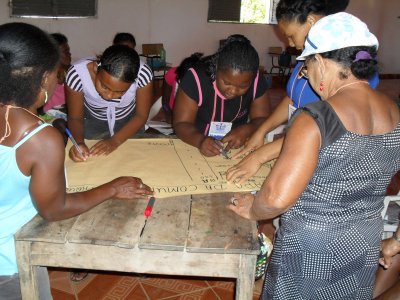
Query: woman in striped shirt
66 44 153 161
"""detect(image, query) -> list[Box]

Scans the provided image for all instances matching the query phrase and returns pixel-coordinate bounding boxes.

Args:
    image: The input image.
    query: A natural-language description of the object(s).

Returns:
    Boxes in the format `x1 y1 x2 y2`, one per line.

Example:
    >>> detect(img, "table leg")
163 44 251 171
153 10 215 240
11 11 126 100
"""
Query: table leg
236 254 257 300
15 241 40 300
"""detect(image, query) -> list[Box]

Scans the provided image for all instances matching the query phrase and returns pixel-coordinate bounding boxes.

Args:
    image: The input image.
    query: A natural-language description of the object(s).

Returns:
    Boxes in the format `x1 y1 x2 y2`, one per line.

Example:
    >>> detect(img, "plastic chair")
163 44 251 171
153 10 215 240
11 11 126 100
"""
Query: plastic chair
285 47 301 78
268 47 292 85
382 193 400 239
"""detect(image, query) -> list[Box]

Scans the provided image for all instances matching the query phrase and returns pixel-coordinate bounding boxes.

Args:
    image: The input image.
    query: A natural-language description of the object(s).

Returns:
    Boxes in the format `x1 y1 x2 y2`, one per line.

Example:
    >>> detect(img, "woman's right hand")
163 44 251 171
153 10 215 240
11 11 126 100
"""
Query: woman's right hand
199 137 223 157
69 143 90 162
232 131 265 159
109 177 153 199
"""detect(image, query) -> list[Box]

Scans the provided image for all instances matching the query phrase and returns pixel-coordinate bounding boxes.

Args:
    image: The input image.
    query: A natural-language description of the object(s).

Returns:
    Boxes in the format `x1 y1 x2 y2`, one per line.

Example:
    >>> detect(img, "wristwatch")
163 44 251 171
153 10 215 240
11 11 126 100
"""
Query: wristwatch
393 232 400 243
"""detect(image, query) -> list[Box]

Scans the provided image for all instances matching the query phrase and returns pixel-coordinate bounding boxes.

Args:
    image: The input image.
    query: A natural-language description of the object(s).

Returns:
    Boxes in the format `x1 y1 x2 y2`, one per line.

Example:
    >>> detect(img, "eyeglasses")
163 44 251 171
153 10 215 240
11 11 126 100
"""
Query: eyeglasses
299 63 308 79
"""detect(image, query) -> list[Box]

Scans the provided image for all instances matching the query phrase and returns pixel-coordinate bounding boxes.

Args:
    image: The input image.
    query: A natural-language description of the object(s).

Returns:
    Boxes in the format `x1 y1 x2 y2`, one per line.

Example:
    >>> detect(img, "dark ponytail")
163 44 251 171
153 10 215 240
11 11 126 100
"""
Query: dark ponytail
319 46 377 80
0 22 59 107
176 52 203 82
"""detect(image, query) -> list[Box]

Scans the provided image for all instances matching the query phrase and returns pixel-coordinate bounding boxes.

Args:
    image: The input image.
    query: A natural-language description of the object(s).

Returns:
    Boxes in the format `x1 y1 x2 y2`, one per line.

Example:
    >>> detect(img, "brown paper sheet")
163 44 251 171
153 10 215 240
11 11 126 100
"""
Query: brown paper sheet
65 139 274 198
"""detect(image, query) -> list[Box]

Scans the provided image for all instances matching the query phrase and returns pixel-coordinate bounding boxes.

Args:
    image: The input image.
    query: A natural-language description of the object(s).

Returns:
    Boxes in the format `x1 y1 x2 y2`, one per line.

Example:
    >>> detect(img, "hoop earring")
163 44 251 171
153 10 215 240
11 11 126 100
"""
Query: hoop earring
43 90 48 103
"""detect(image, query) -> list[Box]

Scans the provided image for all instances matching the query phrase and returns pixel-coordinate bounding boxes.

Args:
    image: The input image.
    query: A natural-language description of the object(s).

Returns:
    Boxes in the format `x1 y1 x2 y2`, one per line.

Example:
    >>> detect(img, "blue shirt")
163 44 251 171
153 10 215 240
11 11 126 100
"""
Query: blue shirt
0 122 50 275
287 61 380 108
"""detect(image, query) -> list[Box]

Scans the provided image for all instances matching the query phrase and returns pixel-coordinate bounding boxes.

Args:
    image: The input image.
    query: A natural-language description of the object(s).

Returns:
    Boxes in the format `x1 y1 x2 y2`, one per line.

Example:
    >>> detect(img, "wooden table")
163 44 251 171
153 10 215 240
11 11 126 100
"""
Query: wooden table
15 193 259 299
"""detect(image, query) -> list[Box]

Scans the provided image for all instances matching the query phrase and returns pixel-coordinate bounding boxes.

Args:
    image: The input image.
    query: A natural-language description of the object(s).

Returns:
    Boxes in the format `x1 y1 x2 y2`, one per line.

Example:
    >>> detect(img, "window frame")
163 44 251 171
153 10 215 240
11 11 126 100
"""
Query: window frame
207 0 278 25
9 0 98 19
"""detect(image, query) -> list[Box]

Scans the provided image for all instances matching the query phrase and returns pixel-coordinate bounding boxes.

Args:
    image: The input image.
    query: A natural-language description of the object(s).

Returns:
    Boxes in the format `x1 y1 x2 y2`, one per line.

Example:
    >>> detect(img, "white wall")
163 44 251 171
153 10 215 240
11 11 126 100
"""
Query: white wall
347 0 400 74
0 0 398 73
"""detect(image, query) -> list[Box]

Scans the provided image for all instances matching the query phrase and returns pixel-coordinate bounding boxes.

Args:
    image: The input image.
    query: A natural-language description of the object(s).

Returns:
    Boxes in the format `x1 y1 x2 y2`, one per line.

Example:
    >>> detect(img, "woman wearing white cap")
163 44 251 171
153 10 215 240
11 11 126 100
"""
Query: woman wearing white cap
225 0 377 185
228 12 400 299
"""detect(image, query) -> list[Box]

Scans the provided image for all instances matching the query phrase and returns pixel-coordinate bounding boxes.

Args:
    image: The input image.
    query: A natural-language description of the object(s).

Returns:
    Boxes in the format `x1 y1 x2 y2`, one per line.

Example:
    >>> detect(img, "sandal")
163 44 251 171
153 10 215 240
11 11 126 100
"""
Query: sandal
255 232 273 281
70 271 89 282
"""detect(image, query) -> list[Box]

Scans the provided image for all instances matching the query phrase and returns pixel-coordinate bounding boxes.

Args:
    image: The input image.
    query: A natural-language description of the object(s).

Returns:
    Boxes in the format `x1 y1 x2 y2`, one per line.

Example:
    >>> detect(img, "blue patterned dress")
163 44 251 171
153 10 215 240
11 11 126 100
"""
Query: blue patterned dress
262 101 400 299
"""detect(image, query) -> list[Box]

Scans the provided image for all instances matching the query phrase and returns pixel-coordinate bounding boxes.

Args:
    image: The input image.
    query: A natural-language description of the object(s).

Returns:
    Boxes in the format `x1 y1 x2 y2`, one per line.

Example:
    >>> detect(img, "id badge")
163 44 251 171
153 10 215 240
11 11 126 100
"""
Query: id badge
288 104 296 120
208 121 232 140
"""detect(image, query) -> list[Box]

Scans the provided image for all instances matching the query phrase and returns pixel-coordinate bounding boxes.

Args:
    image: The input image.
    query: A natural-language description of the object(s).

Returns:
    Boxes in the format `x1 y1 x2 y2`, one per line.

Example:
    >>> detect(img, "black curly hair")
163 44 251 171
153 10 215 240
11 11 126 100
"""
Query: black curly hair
276 0 349 24
113 32 136 48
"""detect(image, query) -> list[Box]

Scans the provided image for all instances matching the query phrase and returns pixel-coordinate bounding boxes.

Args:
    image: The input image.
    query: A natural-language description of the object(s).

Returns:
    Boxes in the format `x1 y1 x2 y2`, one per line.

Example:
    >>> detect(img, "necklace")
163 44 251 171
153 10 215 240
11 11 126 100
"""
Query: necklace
331 81 369 97
0 104 44 144
290 66 308 108
229 96 243 123
0 105 11 143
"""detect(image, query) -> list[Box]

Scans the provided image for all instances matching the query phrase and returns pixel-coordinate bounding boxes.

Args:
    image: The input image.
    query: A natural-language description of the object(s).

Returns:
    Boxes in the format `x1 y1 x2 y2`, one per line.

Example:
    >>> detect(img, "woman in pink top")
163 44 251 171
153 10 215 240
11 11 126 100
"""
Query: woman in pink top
43 33 71 112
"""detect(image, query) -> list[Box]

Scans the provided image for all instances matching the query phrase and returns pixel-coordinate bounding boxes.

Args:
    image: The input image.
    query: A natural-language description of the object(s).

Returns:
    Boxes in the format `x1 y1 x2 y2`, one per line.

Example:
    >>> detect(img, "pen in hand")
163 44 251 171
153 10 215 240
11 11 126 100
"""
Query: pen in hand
213 139 229 159
65 128 84 156
220 147 230 159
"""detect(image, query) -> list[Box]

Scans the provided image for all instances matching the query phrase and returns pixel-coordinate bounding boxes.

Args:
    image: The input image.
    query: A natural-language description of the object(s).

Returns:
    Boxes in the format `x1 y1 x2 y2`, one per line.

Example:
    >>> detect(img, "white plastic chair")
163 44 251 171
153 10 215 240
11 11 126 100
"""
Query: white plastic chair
381 192 400 239
147 96 162 121
266 124 286 142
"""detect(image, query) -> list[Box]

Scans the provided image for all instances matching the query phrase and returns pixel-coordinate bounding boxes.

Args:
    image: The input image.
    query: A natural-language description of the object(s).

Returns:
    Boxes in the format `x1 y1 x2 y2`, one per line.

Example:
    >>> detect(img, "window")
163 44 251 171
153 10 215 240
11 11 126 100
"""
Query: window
208 0 278 24
10 0 97 18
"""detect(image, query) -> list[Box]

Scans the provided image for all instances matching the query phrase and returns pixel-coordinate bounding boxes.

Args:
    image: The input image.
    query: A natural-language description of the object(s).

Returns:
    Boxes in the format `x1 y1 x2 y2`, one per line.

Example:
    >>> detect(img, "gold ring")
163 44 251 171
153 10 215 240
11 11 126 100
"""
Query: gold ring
231 197 238 206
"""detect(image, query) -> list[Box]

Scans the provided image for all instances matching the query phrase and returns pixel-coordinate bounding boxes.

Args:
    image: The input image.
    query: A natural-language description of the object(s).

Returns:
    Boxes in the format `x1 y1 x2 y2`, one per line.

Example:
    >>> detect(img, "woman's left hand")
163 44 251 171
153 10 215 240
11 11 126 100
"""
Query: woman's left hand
226 150 263 184
90 139 120 156
227 192 256 220
379 237 400 269
222 126 252 151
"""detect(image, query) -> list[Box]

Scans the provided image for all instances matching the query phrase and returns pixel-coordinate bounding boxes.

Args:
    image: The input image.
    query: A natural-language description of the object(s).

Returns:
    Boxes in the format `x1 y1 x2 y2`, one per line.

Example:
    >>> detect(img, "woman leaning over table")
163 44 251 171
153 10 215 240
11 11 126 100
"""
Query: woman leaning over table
226 0 378 184
66 44 153 162
0 23 153 300
228 13 400 299
173 34 270 157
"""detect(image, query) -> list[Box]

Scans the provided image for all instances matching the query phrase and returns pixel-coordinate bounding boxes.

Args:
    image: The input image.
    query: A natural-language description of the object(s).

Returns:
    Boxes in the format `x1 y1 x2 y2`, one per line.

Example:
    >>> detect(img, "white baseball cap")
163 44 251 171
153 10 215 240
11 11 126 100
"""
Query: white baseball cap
298 12 379 60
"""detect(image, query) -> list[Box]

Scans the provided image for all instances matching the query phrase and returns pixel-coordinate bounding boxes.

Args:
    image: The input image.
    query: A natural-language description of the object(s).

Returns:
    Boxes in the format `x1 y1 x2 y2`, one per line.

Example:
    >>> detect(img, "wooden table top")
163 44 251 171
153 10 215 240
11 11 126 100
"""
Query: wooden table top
15 193 259 255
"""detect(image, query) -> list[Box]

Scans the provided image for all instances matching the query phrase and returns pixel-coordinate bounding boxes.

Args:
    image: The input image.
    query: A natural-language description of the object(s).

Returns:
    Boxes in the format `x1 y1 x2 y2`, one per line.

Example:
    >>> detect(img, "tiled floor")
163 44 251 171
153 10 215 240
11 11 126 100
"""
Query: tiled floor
49 78 400 300
49 269 265 299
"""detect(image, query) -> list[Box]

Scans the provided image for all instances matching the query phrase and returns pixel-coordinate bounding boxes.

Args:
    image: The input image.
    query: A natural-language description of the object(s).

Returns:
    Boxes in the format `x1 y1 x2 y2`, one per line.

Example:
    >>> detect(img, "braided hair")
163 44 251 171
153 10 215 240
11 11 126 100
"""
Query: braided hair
202 34 259 81
97 44 140 83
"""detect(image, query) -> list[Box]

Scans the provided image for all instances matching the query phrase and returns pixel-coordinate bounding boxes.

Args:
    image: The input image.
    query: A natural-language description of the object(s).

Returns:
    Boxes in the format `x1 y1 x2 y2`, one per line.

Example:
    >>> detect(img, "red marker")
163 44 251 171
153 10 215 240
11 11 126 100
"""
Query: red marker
144 197 156 217
140 197 155 237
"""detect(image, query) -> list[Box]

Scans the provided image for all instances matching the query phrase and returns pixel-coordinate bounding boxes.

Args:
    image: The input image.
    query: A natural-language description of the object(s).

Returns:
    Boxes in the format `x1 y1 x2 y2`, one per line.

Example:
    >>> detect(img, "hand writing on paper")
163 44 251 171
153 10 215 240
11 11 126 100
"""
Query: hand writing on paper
199 137 222 157
69 142 90 162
